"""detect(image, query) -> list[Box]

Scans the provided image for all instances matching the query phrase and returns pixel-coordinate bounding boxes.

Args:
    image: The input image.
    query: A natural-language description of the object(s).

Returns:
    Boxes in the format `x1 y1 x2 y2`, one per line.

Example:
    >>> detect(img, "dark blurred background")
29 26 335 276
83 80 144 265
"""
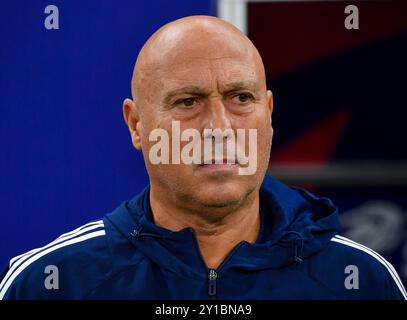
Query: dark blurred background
1 0 406 285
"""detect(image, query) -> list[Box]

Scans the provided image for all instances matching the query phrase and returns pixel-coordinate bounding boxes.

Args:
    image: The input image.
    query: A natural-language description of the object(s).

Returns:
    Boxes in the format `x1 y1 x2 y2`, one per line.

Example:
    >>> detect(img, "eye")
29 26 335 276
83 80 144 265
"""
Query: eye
175 97 198 108
232 93 253 104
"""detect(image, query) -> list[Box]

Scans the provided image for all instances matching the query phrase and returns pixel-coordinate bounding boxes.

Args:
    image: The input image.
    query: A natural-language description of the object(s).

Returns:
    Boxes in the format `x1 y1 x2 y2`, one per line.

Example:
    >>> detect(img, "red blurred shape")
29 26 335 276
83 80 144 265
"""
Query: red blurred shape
271 109 351 167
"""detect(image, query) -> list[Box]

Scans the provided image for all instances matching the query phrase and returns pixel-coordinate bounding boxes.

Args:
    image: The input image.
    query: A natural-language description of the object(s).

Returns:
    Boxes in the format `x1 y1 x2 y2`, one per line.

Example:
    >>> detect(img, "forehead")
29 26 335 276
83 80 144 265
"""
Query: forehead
135 26 265 101
155 55 262 93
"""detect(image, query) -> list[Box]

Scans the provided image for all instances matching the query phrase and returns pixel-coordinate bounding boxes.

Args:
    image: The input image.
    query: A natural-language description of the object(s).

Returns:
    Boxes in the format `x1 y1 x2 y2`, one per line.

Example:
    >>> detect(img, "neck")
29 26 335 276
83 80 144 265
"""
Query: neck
149 186 261 269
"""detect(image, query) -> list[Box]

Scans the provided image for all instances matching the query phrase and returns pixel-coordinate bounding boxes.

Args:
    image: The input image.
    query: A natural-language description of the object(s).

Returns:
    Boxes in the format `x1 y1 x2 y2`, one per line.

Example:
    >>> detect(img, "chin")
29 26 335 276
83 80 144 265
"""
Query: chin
194 184 249 209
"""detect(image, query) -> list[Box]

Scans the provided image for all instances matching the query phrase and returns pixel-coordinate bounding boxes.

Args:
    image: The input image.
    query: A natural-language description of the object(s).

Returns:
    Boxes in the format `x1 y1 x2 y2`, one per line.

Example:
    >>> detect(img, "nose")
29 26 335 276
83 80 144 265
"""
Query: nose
203 97 233 136
201 97 235 164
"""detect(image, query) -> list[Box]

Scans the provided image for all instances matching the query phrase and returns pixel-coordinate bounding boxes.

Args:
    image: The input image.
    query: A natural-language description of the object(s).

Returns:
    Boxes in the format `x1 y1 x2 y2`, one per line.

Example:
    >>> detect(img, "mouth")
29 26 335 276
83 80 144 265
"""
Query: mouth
198 159 239 170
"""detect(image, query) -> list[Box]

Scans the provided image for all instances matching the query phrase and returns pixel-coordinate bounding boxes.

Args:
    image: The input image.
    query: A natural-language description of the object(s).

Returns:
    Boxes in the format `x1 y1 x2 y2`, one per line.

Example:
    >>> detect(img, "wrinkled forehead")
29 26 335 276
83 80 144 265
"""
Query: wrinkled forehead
133 22 266 101
161 58 261 92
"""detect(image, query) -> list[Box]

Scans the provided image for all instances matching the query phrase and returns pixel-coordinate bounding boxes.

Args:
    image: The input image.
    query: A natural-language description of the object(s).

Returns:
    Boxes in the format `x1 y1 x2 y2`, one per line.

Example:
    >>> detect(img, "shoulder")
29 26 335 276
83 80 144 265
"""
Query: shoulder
0 219 112 300
309 234 407 299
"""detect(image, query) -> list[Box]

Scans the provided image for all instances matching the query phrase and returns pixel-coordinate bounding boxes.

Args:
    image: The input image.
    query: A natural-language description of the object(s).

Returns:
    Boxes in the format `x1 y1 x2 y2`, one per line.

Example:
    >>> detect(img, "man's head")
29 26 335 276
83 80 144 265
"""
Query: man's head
123 15 273 218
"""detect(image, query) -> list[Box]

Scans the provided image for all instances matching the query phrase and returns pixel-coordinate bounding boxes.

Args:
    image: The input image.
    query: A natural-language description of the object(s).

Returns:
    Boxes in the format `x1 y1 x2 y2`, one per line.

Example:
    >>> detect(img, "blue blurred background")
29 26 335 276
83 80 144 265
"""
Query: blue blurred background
1 0 406 286
0 0 215 268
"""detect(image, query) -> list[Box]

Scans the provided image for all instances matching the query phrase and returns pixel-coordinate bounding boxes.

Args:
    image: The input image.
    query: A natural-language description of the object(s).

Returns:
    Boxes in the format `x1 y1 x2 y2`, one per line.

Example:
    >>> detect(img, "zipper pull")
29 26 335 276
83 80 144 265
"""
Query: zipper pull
208 269 217 298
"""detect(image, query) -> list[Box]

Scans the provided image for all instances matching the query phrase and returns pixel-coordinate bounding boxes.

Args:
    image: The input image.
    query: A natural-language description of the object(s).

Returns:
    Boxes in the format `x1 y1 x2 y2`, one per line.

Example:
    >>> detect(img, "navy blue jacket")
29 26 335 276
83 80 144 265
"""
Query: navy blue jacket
1 176 406 299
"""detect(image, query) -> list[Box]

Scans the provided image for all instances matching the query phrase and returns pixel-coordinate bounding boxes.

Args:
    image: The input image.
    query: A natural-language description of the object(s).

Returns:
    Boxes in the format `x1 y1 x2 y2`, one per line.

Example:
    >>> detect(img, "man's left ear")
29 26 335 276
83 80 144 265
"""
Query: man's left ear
267 90 274 115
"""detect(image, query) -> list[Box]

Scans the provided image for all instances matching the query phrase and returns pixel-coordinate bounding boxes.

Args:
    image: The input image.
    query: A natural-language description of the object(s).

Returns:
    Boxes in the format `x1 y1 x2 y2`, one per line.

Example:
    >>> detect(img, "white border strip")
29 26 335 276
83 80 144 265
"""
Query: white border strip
9 220 104 268
0 230 106 300
2 222 105 293
56 220 104 240
331 235 407 299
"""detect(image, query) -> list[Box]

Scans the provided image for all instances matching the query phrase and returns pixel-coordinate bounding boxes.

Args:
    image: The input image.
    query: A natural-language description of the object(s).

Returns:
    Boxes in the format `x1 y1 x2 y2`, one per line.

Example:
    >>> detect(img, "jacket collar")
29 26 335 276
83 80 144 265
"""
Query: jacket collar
106 175 341 275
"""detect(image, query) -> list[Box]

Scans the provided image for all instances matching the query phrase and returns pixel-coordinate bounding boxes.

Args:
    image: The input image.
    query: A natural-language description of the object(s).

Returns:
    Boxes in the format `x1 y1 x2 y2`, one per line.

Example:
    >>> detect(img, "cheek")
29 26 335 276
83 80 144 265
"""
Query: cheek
238 111 272 159
140 112 171 144
257 117 273 151
233 108 271 135
141 116 198 170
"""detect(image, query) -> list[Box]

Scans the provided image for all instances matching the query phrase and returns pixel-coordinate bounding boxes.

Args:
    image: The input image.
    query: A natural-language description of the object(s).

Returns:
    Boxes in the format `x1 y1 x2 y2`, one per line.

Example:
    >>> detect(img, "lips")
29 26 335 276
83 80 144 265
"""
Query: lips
197 159 239 172
199 158 238 165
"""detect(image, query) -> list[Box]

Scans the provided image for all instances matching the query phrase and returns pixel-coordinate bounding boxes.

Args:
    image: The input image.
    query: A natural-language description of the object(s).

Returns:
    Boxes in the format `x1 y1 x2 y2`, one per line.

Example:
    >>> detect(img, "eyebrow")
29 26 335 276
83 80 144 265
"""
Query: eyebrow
220 81 258 93
163 86 210 105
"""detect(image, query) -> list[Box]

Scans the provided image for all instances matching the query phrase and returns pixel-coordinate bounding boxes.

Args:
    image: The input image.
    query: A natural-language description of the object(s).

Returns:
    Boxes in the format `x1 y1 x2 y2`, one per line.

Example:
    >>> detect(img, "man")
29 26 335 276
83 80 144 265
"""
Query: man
1 16 405 300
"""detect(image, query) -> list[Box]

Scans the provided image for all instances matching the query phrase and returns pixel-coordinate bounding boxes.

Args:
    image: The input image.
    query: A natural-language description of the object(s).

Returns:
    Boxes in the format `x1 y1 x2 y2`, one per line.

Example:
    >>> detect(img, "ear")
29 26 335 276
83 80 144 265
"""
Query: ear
266 90 274 140
123 98 142 150
266 90 274 115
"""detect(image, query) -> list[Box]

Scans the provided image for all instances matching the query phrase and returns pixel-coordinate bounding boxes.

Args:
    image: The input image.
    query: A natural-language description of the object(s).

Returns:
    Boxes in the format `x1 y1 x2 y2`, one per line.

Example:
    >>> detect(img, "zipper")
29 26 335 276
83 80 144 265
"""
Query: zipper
208 269 217 299
206 243 246 299
189 228 246 300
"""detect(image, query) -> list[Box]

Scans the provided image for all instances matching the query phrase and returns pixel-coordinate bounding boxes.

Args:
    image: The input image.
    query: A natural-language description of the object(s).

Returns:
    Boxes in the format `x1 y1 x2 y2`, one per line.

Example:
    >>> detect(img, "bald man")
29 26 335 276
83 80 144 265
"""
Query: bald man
1 16 405 300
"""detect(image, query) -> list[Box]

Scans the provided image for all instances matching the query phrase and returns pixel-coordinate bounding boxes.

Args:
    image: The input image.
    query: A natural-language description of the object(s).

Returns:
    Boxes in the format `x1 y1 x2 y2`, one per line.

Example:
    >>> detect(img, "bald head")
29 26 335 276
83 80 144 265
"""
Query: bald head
131 15 266 104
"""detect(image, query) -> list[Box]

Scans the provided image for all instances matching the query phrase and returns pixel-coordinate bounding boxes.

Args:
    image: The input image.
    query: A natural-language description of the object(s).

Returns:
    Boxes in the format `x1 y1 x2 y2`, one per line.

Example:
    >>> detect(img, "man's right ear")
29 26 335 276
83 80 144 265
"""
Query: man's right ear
123 98 142 150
